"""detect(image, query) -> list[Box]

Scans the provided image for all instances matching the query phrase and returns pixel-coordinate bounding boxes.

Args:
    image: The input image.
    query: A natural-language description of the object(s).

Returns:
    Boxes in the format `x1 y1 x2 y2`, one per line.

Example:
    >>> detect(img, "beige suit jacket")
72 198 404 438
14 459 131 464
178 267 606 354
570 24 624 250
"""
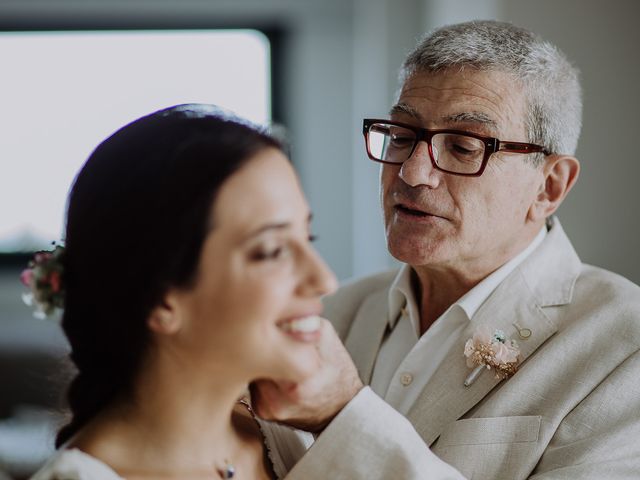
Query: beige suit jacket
287 218 640 479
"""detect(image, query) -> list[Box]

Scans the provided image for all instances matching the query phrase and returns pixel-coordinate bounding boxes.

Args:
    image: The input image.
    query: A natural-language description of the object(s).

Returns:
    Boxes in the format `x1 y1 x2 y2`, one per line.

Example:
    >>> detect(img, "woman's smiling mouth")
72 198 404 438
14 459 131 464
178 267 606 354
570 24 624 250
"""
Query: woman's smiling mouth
277 315 323 342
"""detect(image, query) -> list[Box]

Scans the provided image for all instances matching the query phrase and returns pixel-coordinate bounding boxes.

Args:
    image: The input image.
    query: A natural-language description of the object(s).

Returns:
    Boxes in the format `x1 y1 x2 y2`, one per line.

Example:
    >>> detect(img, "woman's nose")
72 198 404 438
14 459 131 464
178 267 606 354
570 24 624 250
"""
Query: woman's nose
300 246 338 298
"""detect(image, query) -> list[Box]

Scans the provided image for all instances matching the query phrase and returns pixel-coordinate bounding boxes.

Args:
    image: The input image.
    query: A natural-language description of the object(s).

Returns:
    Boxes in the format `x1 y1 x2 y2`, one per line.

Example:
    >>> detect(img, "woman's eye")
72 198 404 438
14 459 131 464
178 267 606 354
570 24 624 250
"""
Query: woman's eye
263 247 283 260
251 245 286 261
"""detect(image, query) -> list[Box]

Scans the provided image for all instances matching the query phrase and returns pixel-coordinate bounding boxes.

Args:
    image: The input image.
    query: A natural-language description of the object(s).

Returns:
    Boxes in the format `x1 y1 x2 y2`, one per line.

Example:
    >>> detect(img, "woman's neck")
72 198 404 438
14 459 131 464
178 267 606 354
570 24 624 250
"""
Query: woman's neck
69 351 270 478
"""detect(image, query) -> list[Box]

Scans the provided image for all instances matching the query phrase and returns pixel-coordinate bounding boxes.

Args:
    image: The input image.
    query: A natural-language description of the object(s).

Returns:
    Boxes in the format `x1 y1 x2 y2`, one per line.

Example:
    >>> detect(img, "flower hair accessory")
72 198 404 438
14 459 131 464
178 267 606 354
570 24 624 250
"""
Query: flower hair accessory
463 327 521 387
20 244 65 319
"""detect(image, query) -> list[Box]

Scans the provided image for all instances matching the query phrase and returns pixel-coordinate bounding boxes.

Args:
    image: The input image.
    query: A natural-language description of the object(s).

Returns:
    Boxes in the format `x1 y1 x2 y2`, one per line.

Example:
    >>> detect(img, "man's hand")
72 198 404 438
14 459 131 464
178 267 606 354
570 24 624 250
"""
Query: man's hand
250 318 364 433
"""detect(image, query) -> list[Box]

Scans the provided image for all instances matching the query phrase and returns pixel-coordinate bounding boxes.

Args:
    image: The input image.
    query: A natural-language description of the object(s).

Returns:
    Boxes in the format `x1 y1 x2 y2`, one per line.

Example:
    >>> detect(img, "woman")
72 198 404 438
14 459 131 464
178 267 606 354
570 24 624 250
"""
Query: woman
28 104 337 479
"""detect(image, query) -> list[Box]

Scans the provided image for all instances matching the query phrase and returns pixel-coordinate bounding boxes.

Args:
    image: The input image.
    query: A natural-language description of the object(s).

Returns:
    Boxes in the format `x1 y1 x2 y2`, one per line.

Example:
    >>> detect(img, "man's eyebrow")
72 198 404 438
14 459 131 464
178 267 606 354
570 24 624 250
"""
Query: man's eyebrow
443 112 498 129
390 105 498 131
389 103 423 120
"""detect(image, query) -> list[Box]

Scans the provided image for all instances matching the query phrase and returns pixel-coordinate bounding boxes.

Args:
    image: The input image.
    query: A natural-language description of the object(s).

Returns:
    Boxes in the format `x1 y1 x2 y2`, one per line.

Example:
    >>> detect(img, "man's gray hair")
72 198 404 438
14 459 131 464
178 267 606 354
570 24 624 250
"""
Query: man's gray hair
401 20 582 157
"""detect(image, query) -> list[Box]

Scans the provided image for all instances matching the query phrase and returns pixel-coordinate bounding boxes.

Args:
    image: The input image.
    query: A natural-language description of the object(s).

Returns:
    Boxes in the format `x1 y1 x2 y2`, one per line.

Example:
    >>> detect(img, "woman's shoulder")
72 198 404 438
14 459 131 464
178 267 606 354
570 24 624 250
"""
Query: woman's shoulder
30 448 125 480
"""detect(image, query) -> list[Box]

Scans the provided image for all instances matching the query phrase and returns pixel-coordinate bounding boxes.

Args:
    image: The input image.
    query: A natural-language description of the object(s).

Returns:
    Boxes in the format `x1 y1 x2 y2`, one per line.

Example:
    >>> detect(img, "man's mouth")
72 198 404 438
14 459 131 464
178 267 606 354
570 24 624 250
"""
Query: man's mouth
397 201 439 216
394 202 449 222
396 204 429 217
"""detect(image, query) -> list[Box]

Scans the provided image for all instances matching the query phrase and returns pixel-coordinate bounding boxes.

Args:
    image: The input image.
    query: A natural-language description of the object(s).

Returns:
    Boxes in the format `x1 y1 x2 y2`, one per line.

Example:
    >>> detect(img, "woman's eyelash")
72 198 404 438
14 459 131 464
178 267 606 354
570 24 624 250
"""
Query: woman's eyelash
266 247 283 259
251 246 284 261
257 247 281 260
251 235 316 261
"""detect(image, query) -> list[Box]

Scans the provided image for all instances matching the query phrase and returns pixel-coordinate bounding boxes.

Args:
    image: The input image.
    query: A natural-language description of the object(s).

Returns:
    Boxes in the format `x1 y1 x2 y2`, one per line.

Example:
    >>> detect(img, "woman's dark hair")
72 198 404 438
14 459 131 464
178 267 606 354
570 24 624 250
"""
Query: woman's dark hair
56 104 284 446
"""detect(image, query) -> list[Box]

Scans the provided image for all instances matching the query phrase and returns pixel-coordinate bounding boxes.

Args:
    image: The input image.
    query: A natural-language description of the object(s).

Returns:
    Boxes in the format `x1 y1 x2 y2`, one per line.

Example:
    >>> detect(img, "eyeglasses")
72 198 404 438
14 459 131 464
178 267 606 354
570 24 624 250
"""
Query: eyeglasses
363 119 551 177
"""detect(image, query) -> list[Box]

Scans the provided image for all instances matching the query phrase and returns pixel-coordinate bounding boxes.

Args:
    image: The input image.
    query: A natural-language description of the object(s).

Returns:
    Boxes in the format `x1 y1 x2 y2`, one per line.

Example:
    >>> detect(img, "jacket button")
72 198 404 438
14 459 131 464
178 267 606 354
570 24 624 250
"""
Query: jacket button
400 372 413 386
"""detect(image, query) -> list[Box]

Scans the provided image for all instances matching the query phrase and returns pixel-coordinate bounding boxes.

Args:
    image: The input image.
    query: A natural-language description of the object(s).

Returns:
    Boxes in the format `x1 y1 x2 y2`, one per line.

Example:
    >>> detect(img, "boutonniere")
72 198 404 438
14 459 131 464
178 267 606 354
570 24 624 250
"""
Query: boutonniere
463 327 521 387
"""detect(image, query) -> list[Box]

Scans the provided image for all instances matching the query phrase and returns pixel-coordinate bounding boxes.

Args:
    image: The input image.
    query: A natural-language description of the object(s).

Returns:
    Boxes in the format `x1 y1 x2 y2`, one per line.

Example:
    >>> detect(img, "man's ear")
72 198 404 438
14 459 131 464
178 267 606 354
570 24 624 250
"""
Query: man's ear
148 291 183 335
528 154 580 222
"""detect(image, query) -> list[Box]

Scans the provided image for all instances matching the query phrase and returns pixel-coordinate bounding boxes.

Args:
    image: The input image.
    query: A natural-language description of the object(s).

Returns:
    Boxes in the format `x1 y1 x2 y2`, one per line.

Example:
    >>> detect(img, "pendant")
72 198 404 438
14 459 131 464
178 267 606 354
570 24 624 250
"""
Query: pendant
218 461 235 479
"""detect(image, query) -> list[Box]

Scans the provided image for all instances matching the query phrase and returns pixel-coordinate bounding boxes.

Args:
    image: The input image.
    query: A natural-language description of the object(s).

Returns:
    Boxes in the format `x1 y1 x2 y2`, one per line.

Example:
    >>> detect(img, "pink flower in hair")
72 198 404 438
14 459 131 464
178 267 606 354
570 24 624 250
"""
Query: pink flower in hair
20 268 34 287
49 271 61 293
20 244 65 319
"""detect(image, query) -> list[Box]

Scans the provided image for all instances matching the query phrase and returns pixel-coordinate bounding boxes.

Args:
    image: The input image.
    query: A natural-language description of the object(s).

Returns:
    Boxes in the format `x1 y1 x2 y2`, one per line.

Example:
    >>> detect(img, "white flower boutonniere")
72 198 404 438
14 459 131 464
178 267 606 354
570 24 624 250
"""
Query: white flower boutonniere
463 327 521 387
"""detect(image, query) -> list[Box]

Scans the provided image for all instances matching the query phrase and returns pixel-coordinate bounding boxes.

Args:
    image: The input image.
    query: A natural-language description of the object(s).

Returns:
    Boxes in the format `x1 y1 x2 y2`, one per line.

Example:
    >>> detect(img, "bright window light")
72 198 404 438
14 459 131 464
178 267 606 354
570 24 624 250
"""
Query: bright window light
0 30 271 252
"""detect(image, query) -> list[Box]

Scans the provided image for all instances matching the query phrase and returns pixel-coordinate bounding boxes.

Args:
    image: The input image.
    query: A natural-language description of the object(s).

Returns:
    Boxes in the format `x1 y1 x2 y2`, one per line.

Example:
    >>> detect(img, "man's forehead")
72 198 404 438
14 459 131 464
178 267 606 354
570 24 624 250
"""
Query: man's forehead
390 68 528 136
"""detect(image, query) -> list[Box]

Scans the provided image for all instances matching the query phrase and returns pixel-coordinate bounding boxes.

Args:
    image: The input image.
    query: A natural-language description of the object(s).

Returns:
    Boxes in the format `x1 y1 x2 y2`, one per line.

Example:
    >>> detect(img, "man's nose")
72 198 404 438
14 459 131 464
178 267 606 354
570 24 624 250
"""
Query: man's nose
398 141 441 188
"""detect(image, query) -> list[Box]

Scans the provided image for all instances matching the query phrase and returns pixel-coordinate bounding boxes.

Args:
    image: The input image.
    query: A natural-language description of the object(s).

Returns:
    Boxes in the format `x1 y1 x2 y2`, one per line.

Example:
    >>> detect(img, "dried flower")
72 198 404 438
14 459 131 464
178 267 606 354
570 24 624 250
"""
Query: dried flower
20 244 65 319
463 326 521 386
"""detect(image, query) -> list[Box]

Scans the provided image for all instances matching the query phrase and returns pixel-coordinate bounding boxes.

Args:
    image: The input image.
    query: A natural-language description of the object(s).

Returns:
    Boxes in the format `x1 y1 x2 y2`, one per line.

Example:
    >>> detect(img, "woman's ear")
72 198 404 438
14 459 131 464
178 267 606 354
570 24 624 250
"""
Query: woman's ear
148 292 183 335
528 154 580 222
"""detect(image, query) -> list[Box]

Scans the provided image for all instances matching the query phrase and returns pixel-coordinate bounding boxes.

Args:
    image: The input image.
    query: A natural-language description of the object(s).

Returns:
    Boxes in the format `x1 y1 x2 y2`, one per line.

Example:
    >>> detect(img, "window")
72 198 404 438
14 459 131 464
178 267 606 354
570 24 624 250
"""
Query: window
0 29 271 252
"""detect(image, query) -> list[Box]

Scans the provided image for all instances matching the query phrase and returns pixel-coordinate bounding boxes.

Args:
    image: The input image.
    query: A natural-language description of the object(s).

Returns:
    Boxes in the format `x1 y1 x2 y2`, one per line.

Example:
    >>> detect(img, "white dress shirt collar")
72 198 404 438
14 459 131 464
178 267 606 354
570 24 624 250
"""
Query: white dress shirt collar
372 226 548 413
387 226 547 332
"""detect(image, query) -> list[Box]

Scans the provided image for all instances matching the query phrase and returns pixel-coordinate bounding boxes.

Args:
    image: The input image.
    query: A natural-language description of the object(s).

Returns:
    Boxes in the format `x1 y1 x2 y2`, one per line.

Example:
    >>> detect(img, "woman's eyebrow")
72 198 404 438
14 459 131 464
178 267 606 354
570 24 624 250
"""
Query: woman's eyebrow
244 212 313 242
245 222 290 240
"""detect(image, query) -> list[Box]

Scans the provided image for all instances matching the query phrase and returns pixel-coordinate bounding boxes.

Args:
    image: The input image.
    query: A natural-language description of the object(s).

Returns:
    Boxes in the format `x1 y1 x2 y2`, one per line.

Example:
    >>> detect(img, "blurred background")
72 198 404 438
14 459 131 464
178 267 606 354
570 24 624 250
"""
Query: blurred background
0 0 638 477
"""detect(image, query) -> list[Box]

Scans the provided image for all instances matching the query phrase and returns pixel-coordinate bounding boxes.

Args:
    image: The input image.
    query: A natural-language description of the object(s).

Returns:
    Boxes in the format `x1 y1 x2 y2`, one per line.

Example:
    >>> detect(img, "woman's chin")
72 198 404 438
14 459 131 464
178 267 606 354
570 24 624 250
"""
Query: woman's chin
271 348 321 384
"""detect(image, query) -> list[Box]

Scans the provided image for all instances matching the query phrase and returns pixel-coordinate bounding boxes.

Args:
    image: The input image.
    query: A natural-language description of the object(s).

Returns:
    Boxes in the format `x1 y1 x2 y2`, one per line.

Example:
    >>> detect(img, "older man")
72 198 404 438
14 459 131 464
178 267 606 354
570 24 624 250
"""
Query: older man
254 20 640 479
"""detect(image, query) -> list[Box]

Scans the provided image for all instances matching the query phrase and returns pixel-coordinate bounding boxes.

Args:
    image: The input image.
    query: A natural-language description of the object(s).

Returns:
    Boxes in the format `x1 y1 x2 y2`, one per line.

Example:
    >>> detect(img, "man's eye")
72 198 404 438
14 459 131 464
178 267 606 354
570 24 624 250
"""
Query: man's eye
390 135 414 147
451 143 477 155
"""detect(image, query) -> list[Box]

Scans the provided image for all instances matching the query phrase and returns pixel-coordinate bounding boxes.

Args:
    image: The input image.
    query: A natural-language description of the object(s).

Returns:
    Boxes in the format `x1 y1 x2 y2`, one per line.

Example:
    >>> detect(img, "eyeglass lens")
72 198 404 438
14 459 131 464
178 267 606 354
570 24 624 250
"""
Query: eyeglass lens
368 123 485 174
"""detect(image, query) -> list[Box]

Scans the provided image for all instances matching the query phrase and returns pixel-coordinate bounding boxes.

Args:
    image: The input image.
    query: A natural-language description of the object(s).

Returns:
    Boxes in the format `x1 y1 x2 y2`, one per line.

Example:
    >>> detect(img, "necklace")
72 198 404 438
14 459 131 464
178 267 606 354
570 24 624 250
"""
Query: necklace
215 398 253 479
215 397 266 479
217 460 235 479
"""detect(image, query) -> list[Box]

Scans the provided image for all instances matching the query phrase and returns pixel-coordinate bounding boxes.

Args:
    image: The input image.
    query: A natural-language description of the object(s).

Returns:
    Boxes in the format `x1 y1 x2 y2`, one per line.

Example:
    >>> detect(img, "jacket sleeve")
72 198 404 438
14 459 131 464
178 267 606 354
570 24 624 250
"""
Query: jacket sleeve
285 387 465 480
285 349 640 480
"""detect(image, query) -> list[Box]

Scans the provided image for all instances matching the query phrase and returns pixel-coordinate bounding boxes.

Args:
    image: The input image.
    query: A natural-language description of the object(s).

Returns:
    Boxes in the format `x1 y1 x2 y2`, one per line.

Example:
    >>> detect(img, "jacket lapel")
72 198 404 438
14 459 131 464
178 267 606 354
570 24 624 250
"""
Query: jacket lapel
406 218 580 445
344 288 390 383
406 270 557 445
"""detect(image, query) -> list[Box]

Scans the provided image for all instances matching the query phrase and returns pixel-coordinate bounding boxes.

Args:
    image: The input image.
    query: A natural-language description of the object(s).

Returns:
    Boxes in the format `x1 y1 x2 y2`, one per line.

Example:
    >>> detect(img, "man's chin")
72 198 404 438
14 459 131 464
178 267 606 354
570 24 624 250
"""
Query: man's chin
387 236 445 267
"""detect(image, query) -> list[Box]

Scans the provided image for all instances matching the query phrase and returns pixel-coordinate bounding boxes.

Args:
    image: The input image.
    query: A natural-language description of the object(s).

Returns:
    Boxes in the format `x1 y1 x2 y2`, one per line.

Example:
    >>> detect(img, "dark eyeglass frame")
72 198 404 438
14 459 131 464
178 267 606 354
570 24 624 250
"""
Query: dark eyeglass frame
363 118 552 177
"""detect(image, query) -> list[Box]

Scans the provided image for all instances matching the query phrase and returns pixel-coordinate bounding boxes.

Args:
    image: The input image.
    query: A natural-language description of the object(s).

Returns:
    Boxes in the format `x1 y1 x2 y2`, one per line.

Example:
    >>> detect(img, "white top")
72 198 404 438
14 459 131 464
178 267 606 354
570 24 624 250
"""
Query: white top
29 418 312 480
30 448 124 480
370 226 547 414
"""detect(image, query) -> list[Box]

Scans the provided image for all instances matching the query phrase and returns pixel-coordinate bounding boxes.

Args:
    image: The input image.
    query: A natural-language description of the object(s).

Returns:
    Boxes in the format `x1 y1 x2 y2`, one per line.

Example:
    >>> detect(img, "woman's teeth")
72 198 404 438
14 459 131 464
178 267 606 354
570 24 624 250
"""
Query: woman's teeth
278 315 322 333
